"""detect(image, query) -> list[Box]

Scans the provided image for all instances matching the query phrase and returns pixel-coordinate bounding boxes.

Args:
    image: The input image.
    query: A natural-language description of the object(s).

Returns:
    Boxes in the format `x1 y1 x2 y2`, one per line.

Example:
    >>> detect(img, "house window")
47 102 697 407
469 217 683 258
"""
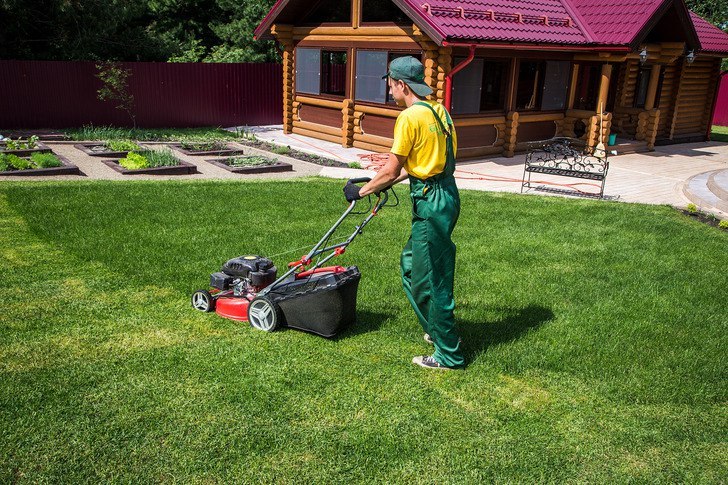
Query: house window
573 64 601 111
321 51 347 97
362 0 410 23
480 60 509 111
295 48 348 97
634 66 652 108
296 48 321 95
451 58 509 114
516 60 570 111
354 50 419 104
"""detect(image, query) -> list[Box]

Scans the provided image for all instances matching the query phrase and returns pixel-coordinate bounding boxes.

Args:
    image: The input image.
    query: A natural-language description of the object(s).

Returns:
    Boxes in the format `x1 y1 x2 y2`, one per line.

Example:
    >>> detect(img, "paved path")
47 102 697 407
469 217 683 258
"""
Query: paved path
2 133 727 217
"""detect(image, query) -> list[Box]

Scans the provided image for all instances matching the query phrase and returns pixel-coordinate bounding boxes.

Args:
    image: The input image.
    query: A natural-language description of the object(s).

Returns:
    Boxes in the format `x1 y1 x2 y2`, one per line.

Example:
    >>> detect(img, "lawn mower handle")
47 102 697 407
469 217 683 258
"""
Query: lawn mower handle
347 177 372 185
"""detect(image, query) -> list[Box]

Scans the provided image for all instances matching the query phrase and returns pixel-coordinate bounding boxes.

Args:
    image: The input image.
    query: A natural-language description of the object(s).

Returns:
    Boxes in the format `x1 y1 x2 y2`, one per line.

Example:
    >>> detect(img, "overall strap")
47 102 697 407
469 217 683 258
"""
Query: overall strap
413 101 456 180
414 101 452 138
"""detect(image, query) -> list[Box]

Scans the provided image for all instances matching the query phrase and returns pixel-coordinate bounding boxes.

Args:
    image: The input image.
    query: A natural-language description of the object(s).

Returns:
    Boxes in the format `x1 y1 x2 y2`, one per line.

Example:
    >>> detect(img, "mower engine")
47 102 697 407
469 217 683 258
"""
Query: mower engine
210 255 277 296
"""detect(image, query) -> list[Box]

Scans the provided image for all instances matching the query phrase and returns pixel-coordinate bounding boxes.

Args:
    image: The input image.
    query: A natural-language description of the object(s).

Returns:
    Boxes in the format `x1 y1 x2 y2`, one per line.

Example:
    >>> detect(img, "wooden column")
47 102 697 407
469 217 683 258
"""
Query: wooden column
341 99 354 147
436 46 452 104
504 111 519 157
272 24 294 134
567 64 580 110
352 0 361 28
596 63 613 113
644 65 662 111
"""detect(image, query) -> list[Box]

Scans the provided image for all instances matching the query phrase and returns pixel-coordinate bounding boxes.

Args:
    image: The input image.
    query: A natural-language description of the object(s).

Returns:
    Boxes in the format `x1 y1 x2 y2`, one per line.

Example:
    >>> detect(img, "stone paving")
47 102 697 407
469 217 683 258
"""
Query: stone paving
2 130 727 218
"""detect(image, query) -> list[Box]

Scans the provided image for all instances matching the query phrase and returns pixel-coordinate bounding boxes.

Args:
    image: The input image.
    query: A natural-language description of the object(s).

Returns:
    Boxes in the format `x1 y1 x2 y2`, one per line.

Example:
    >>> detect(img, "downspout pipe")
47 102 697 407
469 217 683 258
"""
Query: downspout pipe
444 44 476 112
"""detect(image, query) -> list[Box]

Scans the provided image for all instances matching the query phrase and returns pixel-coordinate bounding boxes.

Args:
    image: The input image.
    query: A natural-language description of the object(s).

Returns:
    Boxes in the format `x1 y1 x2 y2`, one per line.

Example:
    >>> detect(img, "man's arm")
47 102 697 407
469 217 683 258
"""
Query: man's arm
359 153 408 197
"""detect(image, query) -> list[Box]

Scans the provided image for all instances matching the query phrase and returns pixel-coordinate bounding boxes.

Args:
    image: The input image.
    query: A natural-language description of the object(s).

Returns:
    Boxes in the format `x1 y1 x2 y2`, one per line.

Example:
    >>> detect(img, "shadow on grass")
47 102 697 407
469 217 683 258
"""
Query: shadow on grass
333 309 391 340
458 305 554 364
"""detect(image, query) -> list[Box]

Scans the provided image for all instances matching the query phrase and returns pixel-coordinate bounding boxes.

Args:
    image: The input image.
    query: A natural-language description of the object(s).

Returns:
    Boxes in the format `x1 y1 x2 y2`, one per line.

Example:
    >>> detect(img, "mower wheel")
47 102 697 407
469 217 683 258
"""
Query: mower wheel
248 296 282 332
191 290 215 312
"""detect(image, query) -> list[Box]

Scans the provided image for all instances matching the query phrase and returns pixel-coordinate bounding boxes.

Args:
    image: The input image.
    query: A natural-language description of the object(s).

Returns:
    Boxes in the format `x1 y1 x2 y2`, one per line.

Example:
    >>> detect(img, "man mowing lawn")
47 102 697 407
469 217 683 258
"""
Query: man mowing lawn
344 56 464 370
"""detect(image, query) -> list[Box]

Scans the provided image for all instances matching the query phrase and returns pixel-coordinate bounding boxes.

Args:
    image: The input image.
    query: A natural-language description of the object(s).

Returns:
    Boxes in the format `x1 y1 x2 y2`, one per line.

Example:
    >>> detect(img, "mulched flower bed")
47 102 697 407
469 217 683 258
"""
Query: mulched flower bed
207 155 292 174
102 158 196 175
0 153 80 177
170 142 245 157
681 209 728 231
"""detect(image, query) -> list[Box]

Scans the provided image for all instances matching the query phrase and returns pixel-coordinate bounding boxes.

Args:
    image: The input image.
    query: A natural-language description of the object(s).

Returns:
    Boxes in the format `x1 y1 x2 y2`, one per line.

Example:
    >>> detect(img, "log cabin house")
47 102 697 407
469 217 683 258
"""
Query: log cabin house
254 0 728 159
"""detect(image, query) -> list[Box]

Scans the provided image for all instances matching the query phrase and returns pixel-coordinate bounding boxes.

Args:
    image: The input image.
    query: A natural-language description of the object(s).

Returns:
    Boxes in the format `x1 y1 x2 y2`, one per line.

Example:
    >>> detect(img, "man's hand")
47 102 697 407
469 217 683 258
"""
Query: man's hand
343 181 363 202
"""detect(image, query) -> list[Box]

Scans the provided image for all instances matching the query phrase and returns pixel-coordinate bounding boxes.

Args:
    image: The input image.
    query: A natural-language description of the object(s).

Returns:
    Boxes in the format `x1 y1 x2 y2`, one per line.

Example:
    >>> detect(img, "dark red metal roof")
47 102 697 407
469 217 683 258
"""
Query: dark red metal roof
690 11 728 54
396 0 592 45
569 0 664 45
255 0 728 54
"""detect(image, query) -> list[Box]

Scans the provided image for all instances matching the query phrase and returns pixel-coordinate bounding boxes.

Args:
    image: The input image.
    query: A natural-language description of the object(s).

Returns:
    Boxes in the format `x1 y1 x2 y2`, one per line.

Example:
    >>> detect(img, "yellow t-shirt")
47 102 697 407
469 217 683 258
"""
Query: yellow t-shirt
390 101 457 180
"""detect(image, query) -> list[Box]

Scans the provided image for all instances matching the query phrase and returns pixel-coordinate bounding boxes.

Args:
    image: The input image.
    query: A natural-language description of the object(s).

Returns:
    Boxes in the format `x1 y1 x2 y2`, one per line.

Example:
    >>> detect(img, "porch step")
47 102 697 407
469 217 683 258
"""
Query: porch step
682 169 728 215
609 139 649 156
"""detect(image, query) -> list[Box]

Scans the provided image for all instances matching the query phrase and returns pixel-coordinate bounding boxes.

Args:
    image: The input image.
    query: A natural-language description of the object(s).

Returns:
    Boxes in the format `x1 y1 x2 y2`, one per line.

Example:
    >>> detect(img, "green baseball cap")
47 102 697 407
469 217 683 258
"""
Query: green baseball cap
383 56 433 97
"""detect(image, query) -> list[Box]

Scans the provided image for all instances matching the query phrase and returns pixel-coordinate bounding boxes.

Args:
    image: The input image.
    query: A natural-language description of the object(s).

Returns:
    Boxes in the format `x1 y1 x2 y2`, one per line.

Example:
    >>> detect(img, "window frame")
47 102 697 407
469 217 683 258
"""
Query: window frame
450 57 511 115
294 47 349 101
353 48 423 107
514 59 572 113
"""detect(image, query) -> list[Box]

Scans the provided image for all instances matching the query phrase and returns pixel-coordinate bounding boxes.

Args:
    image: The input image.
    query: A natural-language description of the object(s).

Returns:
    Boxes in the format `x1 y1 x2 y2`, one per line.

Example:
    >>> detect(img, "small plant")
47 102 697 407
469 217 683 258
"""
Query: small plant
119 152 149 170
30 152 62 168
105 140 141 152
96 63 136 128
271 145 290 155
2 136 39 151
225 155 274 167
180 140 227 151
0 155 11 171
719 219 728 229
686 203 698 214
8 155 31 170
348 162 362 169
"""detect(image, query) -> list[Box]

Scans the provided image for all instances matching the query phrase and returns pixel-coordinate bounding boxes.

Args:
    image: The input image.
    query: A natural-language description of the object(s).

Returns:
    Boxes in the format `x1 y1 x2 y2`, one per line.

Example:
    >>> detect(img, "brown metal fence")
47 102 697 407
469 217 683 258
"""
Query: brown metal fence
0 61 283 129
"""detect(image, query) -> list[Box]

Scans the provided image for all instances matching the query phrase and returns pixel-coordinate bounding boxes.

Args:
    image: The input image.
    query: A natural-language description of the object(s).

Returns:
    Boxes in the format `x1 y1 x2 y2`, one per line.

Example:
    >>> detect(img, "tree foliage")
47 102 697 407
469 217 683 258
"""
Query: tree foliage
0 0 725 63
0 0 278 62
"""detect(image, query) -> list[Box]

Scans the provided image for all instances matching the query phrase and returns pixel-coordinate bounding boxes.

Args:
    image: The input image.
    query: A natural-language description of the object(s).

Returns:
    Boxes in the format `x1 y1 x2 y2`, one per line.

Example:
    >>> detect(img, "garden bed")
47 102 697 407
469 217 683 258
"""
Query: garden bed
236 139 349 168
170 141 244 157
0 152 80 176
0 139 52 157
206 155 292 174
103 158 196 175
74 141 143 158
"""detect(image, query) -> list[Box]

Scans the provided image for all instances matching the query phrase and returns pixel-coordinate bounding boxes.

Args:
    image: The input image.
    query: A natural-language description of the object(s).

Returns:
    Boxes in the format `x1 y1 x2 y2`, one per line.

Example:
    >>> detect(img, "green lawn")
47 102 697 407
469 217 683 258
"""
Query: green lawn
1 179 726 482
711 125 728 142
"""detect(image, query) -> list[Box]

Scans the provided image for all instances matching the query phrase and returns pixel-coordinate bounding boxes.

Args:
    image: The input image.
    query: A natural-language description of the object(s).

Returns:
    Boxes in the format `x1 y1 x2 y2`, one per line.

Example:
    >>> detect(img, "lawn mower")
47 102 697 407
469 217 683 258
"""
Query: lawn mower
191 177 395 337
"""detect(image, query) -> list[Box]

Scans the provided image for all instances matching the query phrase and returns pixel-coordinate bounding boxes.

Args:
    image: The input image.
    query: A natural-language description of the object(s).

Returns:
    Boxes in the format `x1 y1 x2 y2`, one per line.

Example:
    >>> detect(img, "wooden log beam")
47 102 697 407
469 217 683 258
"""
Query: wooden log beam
293 120 342 137
353 132 394 148
567 64 579 110
355 104 400 118
452 116 507 127
295 96 344 110
597 63 613 114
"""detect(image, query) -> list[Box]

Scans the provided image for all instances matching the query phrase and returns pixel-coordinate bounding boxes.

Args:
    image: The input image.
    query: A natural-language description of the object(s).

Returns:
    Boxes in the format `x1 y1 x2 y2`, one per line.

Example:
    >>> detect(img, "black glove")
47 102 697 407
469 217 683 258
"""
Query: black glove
344 181 363 202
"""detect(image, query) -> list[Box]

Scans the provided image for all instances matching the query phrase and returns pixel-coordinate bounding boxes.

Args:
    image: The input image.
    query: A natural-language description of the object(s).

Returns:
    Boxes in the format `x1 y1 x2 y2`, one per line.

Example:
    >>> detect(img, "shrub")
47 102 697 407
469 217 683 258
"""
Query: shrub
719 219 728 229
30 152 62 168
119 152 149 170
348 162 362 169
272 145 290 155
106 140 141 152
686 203 698 214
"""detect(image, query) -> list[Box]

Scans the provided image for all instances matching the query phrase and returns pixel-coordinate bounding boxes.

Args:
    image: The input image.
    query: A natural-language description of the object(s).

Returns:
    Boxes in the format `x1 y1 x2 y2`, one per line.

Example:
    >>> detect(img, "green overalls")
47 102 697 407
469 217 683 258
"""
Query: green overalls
400 101 464 368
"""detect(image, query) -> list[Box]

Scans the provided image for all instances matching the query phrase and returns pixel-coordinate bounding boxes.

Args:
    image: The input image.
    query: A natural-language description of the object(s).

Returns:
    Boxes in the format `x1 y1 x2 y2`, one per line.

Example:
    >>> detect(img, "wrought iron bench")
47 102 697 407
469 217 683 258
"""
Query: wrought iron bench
521 137 609 199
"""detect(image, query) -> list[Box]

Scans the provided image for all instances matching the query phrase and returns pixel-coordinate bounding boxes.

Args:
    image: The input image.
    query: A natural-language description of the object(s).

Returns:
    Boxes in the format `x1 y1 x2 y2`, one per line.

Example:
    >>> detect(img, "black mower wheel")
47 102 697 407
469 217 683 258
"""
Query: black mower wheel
247 296 282 332
191 290 215 312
